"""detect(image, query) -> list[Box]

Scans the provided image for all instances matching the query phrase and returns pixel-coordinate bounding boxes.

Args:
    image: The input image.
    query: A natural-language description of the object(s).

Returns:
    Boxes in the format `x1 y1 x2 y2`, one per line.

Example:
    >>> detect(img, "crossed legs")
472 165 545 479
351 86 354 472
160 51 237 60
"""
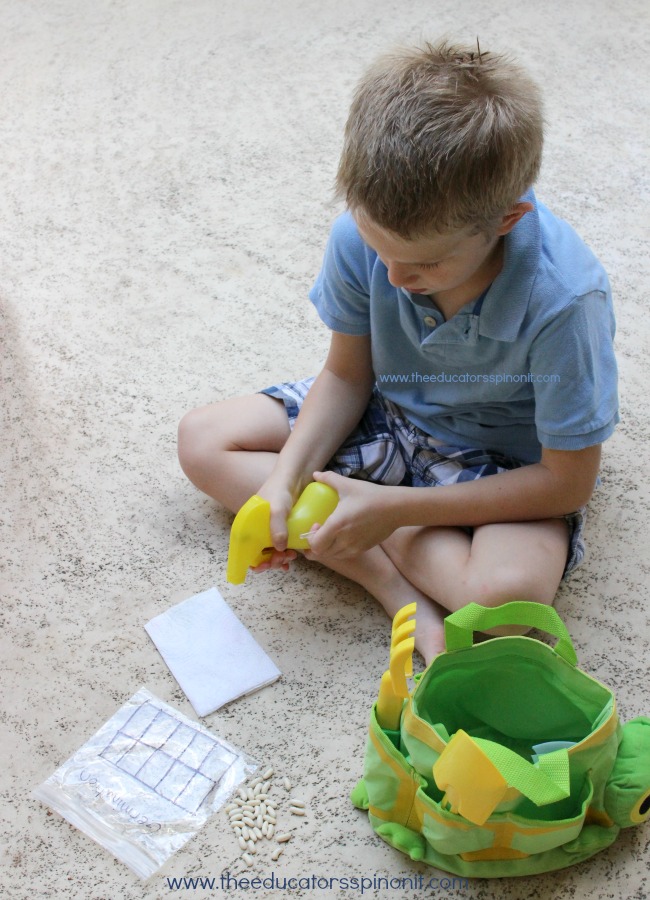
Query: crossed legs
178 394 569 664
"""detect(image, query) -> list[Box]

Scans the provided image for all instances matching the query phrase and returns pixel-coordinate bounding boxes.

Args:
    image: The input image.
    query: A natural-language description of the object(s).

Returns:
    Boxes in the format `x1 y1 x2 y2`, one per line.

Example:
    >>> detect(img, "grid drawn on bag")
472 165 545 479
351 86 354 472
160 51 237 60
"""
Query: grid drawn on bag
99 700 239 813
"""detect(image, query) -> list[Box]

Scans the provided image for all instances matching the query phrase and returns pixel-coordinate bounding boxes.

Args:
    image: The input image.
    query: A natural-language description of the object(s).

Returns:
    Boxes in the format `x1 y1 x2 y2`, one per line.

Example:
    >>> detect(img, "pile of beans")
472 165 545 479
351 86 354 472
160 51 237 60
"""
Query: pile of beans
226 767 308 867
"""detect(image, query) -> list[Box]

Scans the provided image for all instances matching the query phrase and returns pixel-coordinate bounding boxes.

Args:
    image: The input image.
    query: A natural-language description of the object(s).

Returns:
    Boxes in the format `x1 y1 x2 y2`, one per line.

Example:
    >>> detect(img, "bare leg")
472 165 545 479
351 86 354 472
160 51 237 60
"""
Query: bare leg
178 394 291 510
317 518 569 663
178 396 570 665
178 395 450 660
317 547 449 663
382 519 569 614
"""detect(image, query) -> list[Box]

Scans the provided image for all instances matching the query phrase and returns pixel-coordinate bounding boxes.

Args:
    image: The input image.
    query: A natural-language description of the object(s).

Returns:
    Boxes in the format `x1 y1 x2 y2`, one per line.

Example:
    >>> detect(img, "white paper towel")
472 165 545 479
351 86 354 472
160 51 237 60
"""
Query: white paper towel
145 587 281 716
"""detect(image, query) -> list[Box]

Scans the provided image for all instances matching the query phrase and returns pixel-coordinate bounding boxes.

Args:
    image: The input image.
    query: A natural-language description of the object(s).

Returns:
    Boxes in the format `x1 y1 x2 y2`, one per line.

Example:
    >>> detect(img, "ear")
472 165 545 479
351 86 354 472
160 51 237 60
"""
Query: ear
495 201 534 236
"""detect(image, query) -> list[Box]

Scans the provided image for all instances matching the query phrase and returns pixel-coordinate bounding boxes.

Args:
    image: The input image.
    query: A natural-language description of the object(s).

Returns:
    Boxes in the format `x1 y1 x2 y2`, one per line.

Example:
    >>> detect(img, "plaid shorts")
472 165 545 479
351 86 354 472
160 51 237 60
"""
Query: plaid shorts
261 377 586 577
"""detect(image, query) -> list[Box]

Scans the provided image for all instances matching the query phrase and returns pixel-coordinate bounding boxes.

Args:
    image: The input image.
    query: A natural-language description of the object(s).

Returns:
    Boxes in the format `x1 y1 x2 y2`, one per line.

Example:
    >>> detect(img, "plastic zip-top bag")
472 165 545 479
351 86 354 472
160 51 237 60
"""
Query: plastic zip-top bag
33 688 257 878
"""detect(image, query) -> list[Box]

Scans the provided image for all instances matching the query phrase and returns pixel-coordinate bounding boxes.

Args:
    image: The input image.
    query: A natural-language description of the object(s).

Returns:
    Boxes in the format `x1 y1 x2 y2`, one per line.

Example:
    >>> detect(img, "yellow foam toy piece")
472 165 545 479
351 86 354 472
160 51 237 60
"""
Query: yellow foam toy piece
226 482 339 584
433 730 510 826
376 671 405 731
376 606 416 731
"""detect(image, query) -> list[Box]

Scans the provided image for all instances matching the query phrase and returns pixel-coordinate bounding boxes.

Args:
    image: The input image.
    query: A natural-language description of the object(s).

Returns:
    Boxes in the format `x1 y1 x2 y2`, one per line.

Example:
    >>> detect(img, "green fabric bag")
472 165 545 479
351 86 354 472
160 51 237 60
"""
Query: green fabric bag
352 602 650 877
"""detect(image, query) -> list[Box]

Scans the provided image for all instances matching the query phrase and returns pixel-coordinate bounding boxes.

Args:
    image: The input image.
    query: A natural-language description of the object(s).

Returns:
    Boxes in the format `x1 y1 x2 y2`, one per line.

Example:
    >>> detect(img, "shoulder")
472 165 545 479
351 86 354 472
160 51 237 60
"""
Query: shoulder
480 193 612 342
309 211 377 335
315 210 379 298
326 210 375 264
534 199 611 304
328 208 362 243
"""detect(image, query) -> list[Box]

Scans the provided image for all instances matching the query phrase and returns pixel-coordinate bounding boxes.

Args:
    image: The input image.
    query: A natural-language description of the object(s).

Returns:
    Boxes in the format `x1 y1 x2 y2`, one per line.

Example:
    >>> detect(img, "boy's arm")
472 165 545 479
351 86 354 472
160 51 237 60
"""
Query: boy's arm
271 329 374 485
396 443 601 525
308 444 601 558
259 329 374 548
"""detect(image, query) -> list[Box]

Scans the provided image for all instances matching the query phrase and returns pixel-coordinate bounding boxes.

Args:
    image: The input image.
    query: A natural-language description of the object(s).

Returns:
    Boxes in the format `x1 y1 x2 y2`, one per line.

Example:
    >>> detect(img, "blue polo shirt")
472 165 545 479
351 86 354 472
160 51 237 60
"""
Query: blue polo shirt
309 192 618 463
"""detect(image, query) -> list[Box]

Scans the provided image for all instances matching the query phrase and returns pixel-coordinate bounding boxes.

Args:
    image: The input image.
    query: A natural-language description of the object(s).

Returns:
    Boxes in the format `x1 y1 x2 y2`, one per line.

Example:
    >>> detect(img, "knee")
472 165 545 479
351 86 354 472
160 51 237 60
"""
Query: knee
177 406 221 481
464 561 555 607
462 565 555 636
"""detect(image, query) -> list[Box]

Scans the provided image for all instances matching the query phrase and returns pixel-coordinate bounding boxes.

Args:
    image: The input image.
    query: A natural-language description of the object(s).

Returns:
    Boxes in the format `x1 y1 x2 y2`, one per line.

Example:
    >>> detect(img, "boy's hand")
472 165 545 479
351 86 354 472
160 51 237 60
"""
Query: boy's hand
251 547 298 574
302 471 400 559
250 477 298 574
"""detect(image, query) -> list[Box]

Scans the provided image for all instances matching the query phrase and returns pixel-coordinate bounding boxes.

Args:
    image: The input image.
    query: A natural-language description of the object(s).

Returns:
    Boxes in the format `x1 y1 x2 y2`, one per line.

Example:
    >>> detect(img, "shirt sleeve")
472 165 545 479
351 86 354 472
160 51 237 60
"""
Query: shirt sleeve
308 212 373 335
529 290 619 450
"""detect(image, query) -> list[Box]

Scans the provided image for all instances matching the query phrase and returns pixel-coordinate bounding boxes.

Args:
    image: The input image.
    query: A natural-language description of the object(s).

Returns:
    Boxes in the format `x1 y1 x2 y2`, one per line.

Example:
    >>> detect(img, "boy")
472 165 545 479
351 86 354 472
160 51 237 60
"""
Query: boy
178 41 618 663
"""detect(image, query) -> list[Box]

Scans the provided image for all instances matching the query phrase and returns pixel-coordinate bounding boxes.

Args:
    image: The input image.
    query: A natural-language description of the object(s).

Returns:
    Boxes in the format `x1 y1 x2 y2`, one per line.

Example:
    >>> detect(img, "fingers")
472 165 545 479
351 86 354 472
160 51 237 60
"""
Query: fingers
302 521 342 559
251 548 298 574
269 507 289 551
303 518 371 560
301 523 321 560
312 470 343 490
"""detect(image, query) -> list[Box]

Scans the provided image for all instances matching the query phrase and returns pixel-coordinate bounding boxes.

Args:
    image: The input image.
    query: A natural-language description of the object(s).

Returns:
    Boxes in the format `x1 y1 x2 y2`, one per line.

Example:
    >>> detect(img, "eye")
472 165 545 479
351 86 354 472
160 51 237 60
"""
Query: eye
419 262 440 270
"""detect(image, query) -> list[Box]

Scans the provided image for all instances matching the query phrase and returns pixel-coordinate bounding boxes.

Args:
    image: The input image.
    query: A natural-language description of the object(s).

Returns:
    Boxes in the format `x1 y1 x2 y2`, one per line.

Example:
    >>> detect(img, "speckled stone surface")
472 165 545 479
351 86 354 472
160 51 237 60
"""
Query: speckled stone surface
1 1 648 898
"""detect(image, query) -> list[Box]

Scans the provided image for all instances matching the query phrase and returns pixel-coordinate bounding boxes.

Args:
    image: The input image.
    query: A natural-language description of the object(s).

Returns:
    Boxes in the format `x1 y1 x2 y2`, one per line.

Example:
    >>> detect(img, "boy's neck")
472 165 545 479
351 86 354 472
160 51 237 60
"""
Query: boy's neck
430 237 504 319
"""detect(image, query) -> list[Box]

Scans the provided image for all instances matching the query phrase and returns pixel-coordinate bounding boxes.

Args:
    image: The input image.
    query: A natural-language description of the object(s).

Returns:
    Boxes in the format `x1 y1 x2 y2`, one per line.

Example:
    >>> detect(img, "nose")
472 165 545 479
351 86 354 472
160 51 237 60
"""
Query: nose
386 262 418 288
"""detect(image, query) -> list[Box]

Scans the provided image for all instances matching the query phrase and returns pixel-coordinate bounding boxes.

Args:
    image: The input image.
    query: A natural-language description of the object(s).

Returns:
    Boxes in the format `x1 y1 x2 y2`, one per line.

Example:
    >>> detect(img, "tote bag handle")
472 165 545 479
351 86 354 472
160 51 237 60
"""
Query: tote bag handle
443 601 577 666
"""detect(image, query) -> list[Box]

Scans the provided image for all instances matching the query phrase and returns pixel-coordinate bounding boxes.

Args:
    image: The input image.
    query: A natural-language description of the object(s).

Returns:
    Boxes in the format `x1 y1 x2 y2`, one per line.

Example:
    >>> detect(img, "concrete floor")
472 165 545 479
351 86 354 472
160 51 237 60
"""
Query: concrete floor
1 0 648 898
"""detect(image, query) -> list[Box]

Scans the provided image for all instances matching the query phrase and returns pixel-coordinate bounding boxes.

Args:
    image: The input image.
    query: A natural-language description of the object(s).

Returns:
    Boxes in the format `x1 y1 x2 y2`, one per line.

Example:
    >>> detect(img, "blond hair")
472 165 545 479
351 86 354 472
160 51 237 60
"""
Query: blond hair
336 41 544 236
